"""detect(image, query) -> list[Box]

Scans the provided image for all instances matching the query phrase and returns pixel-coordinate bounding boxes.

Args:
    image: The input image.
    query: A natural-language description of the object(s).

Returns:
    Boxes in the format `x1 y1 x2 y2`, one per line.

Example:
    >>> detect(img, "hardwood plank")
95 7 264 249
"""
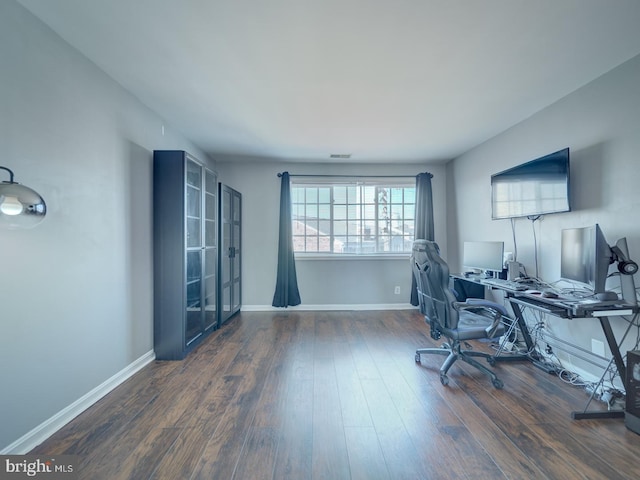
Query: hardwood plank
344 426 390 480
232 426 279 480
191 324 280 479
433 377 549 479
272 378 313 480
333 320 374 428
437 424 506 479
271 313 315 480
149 374 243 480
148 421 218 480
98 427 181 480
359 378 430 479
311 315 351 480
374 352 499 479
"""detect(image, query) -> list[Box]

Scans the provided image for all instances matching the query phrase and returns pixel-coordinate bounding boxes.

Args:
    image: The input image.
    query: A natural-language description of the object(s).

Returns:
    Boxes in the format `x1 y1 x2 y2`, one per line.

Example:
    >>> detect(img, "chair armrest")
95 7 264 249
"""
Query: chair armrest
462 298 509 316
454 299 508 338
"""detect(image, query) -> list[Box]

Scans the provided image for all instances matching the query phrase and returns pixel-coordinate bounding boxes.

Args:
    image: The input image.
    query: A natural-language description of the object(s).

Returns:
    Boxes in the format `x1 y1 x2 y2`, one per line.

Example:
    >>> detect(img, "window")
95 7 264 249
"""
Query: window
291 180 415 254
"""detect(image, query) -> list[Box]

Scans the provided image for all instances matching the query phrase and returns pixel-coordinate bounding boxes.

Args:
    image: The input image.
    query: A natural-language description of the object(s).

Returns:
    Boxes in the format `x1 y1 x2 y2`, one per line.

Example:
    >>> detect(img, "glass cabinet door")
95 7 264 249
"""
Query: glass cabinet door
185 250 202 345
219 184 241 324
232 191 241 312
185 160 202 249
205 170 217 248
204 169 217 330
185 159 203 344
220 187 232 319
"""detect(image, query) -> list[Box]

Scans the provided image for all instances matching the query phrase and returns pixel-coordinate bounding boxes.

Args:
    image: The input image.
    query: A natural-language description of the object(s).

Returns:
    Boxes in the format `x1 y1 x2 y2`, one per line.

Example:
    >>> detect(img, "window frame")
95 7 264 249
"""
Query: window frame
290 178 416 259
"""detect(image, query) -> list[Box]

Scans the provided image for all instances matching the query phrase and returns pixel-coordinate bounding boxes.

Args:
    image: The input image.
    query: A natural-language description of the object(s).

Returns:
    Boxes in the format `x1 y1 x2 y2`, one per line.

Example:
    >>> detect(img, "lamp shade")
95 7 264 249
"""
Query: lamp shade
0 180 47 229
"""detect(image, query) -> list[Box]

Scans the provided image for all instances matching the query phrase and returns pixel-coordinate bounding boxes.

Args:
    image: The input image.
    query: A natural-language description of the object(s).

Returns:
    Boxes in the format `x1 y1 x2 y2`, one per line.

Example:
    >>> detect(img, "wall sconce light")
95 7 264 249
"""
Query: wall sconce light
0 166 47 229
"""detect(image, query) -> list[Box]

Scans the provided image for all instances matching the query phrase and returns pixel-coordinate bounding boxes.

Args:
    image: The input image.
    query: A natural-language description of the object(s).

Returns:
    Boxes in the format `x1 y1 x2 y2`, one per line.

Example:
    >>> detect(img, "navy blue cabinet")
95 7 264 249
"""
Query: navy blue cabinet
153 151 218 360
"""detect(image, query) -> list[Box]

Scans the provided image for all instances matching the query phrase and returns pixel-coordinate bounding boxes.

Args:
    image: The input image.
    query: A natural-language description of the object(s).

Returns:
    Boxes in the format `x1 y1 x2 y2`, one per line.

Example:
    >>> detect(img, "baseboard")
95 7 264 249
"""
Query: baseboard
1 350 156 454
241 303 418 312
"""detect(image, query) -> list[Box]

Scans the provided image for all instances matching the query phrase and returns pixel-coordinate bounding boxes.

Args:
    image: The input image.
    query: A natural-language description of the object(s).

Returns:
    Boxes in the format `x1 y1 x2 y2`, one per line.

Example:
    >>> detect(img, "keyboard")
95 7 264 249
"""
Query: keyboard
482 278 529 291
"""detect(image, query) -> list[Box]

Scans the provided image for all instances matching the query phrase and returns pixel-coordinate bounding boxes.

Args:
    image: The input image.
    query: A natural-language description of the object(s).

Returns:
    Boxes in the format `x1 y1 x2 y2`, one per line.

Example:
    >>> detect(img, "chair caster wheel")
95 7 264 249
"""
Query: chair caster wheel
440 373 449 386
492 378 504 389
415 353 421 363
487 357 496 366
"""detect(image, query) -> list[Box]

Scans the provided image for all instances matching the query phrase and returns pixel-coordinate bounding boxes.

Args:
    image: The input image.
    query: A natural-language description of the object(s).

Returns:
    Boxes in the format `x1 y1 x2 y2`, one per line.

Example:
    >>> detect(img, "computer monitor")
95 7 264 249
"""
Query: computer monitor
463 241 505 275
560 224 615 299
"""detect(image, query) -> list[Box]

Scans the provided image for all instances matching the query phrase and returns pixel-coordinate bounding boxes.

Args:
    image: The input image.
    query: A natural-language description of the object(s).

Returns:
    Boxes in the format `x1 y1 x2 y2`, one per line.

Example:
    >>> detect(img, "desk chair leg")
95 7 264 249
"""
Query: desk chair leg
463 350 498 366
459 354 504 389
415 343 504 389
415 347 450 363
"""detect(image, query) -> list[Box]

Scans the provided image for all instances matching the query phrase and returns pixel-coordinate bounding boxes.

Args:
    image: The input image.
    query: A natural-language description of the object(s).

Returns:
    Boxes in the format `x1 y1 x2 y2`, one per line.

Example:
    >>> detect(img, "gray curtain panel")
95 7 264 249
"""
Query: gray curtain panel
411 172 434 306
272 172 302 307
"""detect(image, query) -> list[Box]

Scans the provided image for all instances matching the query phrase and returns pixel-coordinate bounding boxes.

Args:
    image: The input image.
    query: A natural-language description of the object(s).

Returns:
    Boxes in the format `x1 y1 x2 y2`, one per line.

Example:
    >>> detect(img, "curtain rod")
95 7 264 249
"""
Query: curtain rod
276 172 432 178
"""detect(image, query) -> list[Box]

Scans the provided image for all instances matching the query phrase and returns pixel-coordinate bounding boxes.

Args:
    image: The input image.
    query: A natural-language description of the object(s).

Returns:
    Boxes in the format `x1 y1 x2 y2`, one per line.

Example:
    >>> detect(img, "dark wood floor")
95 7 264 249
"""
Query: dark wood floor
32 310 640 479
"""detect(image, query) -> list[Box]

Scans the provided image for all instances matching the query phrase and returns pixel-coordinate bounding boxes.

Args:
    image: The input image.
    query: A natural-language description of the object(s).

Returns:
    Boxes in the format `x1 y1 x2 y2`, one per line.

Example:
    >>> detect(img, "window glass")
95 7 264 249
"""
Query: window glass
292 180 415 254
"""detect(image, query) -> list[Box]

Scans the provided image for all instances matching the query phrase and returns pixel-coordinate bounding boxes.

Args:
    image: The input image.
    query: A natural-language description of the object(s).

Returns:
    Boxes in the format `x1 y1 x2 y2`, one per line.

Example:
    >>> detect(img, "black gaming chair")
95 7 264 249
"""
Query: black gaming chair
411 239 507 389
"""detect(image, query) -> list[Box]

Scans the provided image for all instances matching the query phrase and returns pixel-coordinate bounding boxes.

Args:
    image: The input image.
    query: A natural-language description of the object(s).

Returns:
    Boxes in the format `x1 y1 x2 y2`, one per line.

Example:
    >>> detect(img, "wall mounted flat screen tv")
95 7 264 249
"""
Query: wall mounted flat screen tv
491 148 570 220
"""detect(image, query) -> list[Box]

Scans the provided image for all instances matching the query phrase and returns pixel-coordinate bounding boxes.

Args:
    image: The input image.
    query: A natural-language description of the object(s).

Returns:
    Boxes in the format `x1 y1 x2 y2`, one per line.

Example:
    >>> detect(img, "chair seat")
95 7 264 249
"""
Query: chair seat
440 310 505 341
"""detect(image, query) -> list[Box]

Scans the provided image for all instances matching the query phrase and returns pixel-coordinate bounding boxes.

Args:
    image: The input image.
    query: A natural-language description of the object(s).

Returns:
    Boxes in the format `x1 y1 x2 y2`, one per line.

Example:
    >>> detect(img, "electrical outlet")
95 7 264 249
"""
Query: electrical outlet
394 286 401 295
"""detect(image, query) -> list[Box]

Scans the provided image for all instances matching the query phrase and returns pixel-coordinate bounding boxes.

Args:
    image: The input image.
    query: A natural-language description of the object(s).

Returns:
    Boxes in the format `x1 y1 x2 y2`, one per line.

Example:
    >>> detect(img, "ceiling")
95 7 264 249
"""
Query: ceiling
17 0 640 164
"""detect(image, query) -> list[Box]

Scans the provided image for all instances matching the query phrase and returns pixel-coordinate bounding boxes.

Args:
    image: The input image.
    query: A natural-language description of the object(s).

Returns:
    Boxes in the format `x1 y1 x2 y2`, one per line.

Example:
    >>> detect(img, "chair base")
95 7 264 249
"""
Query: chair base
415 340 504 389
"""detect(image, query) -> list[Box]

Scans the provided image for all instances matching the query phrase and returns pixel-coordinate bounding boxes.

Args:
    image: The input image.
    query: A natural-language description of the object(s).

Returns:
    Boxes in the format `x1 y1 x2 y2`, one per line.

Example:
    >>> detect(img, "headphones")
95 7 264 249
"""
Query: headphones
611 245 639 275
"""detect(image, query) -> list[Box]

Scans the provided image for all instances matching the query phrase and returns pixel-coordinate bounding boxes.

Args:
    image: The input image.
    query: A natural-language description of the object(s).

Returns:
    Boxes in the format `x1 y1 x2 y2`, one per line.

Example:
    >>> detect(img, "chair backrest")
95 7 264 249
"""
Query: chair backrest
411 239 460 330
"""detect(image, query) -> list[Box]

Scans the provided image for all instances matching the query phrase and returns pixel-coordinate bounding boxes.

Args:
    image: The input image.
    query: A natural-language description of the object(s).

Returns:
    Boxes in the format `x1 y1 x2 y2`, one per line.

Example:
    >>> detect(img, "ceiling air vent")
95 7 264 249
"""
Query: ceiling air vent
329 153 351 159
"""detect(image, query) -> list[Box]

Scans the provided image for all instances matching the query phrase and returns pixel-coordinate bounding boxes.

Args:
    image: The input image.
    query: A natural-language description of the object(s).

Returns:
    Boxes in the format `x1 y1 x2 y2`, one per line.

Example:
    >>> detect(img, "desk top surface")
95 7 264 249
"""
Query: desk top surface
452 273 638 318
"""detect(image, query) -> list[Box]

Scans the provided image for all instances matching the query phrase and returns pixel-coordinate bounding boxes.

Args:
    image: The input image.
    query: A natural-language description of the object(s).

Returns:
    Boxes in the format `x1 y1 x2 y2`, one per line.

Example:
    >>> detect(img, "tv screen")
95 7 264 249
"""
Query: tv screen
491 148 570 220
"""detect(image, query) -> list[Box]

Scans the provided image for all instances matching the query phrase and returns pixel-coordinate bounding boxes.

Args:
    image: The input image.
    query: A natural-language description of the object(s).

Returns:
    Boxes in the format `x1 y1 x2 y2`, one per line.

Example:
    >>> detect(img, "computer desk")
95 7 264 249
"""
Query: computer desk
452 274 639 420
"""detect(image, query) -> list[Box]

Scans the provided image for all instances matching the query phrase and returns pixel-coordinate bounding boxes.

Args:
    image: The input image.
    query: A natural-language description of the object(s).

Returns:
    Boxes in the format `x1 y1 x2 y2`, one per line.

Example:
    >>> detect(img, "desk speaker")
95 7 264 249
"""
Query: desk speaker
507 261 521 281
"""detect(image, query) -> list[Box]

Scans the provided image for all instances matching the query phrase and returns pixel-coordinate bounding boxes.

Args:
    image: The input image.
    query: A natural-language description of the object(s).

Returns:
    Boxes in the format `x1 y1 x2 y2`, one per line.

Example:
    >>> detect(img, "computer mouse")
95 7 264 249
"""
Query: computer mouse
541 290 559 298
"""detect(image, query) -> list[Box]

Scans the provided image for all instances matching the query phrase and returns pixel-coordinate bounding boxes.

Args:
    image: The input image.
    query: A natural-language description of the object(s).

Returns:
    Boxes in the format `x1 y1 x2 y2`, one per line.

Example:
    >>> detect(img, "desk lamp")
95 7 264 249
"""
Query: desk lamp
0 166 46 229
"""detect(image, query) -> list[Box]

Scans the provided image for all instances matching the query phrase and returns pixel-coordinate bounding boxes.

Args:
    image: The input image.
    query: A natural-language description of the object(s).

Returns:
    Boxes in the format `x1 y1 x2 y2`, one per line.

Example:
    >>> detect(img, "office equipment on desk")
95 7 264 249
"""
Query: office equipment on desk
412 240 507 389
454 225 640 421
506 286 638 421
482 277 529 291
456 271 540 292
509 291 635 317
561 224 639 302
507 260 523 281
463 241 505 276
561 224 617 301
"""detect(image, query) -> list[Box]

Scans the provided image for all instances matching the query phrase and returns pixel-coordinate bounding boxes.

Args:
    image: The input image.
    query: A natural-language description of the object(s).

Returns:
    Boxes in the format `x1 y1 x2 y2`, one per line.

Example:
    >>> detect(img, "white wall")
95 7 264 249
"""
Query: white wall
448 53 640 380
0 1 214 451
216 161 447 308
